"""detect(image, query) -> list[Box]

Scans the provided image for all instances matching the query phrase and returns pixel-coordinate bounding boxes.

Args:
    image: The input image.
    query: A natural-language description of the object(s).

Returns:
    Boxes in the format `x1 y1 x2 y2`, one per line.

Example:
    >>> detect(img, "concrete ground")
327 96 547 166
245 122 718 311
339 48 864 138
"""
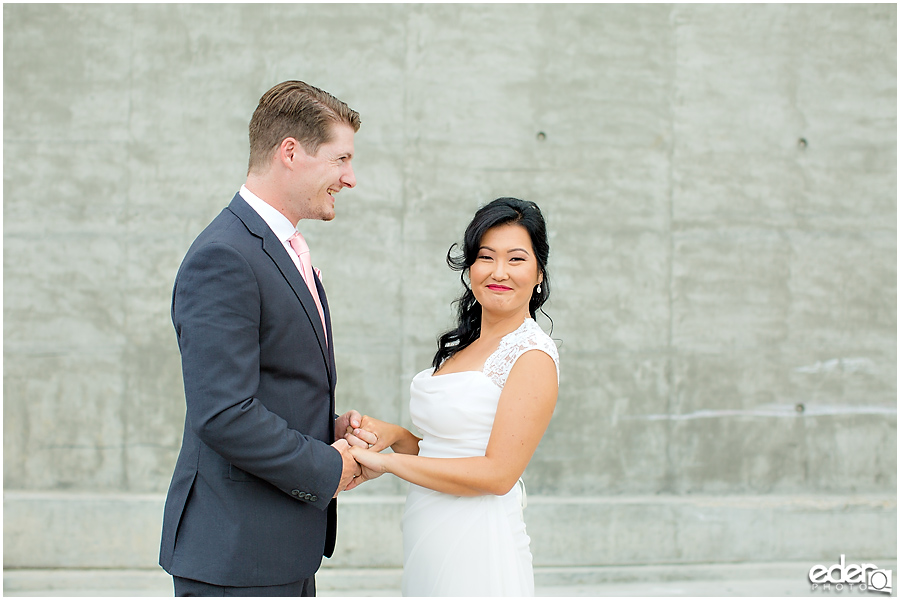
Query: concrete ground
0 580 828 597
7 562 895 597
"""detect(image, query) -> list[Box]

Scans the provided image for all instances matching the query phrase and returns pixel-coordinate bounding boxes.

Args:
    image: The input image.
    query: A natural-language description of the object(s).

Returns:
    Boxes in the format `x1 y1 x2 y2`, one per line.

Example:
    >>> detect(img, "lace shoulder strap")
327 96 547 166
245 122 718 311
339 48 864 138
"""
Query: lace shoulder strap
483 319 560 389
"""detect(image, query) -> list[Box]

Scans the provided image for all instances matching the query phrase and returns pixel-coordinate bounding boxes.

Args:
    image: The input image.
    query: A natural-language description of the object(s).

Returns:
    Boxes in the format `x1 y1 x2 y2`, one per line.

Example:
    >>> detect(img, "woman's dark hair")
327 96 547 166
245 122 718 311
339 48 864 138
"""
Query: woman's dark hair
432 197 551 370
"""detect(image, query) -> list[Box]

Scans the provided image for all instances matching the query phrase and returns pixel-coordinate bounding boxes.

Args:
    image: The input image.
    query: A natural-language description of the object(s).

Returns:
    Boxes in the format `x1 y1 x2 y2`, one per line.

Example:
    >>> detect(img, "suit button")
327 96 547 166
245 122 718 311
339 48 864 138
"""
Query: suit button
291 489 302 498
304 493 313 500
310 495 318 502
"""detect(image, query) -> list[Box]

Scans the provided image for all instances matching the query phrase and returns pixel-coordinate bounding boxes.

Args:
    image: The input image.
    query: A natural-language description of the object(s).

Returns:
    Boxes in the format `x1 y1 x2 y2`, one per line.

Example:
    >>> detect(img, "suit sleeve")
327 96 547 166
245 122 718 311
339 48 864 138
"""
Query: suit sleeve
173 241 342 507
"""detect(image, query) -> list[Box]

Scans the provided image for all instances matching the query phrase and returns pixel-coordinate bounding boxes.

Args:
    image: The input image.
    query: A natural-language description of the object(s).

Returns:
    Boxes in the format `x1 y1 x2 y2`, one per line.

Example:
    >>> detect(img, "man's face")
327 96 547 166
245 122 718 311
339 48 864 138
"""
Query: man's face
289 123 356 223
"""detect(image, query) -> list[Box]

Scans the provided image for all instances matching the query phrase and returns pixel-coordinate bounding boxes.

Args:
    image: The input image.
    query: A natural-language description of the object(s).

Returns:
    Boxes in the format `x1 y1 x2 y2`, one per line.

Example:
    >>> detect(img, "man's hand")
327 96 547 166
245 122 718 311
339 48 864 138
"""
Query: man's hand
335 410 377 448
331 438 361 497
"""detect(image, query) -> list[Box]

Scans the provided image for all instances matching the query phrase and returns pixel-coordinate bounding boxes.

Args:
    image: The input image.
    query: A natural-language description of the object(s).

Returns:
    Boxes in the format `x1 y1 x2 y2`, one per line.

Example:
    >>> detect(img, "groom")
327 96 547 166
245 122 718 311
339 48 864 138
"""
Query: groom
159 81 374 596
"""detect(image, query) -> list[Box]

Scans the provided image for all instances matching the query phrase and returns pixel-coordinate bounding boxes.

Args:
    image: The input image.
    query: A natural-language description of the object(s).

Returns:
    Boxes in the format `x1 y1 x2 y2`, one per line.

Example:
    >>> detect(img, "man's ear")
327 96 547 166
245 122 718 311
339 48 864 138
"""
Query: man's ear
278 137 297 167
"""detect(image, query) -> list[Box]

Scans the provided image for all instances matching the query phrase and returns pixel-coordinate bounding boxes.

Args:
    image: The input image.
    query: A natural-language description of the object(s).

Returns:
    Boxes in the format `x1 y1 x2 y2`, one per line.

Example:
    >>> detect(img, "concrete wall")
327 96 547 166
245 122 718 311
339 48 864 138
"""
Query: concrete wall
4 2 896 585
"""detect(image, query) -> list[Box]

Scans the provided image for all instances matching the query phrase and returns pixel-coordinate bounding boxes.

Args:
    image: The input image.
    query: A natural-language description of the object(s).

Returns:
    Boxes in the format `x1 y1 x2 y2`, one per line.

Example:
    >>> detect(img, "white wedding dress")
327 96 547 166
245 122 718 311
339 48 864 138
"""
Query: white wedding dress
401 318 559 597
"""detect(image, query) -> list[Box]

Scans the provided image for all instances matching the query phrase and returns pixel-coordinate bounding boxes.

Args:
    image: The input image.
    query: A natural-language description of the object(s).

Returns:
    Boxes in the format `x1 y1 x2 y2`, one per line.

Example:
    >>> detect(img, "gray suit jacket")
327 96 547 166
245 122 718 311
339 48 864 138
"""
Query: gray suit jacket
159 193 342 587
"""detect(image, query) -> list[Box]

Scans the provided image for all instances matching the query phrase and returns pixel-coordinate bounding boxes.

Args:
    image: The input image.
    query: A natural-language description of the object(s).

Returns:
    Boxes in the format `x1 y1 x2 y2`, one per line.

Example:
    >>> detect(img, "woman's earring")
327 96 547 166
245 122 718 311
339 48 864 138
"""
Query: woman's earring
536 284 542 294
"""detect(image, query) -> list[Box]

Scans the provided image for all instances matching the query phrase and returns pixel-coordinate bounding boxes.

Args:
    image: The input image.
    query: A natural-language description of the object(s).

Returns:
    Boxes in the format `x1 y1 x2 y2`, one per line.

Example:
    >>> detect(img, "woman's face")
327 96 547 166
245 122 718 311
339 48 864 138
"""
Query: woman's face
469 223 543 321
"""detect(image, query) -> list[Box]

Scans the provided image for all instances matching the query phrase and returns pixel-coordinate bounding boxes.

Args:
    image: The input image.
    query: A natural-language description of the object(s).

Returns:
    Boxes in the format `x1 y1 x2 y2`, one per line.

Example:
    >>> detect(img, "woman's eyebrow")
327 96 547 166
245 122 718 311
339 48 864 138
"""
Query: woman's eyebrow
479 245 531 254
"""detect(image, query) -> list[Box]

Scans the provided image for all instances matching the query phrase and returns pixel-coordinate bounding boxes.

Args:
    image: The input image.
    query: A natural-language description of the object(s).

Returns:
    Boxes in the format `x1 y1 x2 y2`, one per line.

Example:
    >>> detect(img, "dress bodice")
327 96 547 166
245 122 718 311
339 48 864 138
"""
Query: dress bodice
402 318 557 596
409 318 558 460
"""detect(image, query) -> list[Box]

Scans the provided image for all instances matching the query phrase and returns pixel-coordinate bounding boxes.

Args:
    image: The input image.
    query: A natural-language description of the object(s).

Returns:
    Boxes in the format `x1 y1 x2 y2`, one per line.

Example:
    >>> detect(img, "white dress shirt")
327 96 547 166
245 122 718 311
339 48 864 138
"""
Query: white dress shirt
239 185 305 277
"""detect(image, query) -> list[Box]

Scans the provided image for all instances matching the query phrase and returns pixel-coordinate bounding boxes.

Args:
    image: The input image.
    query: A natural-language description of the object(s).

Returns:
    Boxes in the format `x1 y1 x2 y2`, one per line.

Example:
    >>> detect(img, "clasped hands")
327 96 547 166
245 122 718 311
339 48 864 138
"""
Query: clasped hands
332 411 394 496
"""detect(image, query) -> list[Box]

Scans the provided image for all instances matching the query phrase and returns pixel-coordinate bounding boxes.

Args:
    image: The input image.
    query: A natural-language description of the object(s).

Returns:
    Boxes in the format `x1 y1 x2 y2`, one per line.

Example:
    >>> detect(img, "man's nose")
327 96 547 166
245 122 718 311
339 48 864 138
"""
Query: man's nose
341 164 356 189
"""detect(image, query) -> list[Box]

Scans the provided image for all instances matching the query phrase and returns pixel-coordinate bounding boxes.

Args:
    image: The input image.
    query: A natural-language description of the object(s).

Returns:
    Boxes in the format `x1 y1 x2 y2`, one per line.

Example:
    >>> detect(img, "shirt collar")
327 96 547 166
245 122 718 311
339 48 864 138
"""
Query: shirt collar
239 185 299 243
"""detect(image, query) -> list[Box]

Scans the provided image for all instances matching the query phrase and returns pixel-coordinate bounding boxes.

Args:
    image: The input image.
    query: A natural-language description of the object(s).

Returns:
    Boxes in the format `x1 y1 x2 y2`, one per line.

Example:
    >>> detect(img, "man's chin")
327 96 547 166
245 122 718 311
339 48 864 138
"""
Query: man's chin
308 207 336 222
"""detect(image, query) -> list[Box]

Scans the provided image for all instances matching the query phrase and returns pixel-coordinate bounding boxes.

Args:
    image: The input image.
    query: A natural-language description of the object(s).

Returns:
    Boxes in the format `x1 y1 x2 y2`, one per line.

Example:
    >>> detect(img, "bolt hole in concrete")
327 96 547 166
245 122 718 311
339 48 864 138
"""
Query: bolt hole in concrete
798 137 808 148
536 131 546 141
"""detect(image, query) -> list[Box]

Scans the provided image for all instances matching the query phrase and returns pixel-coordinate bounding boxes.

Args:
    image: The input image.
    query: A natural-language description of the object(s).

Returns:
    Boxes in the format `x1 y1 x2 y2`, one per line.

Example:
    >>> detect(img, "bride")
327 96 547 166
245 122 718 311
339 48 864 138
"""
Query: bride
345 197 559 596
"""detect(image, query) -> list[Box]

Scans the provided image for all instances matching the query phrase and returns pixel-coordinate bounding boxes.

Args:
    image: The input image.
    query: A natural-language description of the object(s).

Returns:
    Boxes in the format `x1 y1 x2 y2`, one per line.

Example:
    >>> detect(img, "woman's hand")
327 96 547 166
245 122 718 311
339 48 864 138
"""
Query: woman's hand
335 410 376 448
343 448 387 492
345 414 422 455
349 446 391 475
344 415 391 452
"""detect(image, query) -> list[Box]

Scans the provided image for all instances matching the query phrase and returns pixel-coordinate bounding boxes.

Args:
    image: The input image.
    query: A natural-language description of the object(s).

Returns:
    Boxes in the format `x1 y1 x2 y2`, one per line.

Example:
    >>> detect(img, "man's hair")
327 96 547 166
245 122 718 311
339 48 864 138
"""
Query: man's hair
247 80 360 174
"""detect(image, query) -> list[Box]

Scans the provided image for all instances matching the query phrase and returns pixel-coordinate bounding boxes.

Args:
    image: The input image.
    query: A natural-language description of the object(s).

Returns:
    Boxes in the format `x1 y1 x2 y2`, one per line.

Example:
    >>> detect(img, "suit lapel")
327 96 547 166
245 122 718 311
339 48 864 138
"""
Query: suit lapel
227 195 332 383
317 275 338 428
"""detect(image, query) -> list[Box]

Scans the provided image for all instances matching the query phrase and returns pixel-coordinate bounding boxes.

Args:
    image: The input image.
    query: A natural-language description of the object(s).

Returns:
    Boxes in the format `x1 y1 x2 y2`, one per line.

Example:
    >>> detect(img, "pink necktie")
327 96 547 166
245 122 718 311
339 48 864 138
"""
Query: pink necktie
288 231 327 344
